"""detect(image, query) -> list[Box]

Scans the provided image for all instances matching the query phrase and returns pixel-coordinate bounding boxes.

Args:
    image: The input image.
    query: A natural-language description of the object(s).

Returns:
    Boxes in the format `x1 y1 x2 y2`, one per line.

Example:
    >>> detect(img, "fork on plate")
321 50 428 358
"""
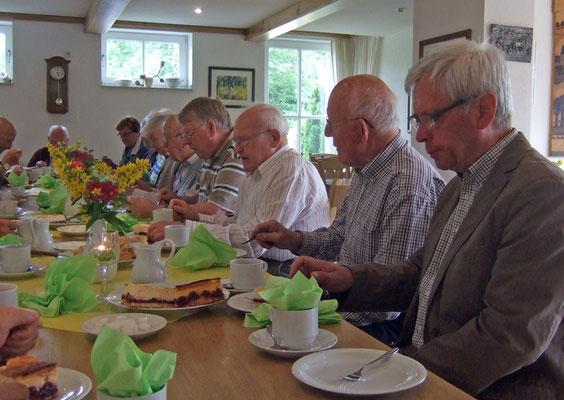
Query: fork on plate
342 347 399 381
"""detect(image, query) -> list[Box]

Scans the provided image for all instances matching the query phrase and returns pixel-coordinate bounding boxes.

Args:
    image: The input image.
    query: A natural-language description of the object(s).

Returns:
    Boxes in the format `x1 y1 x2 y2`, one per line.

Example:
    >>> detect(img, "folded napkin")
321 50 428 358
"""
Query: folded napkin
243 272 341 328
92 325 176 397
35 174 61 189
170 224 236 270
18 255 99 317
37 184 69 214
0 234 26 245
107 213 148 234
7 170 28 187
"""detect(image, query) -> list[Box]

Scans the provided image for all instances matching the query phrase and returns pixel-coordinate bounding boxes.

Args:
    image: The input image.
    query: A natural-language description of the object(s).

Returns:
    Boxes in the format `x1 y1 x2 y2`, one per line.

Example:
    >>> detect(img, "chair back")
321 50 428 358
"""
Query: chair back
314 157 353 182
328 178 350 219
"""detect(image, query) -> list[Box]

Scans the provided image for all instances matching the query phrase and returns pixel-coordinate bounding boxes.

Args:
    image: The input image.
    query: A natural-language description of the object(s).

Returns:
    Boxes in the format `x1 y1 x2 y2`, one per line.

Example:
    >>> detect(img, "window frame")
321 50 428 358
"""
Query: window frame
101 28 192 89
0 21 13 83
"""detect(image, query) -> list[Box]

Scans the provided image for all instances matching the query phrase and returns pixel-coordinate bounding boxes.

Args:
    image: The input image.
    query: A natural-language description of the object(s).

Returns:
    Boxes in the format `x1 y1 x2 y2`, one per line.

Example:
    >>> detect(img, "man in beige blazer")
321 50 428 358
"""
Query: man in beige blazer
267 40 564 399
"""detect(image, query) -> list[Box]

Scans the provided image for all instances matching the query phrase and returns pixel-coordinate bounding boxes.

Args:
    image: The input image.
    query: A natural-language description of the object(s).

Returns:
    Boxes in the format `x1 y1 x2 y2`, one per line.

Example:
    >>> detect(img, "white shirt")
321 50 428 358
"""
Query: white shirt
194 145 330 261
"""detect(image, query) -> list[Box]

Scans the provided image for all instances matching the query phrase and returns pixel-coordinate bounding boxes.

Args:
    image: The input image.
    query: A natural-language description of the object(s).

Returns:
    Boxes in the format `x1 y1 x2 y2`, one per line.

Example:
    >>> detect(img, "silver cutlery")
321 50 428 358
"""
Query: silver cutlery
266 324 287 351
238 237 253 245
342 347 399 381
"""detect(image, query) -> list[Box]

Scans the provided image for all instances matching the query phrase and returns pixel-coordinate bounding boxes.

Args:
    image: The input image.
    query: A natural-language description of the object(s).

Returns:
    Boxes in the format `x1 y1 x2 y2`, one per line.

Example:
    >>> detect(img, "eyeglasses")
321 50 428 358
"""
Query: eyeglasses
117 130 136 138
182 123 203 141
409 97 474 131
233 129 271 147
325 117 374 133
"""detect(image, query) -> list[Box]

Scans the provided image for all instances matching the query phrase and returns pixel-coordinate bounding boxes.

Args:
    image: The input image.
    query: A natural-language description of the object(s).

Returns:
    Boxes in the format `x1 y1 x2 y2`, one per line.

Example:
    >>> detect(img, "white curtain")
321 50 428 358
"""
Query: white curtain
332 35 381 83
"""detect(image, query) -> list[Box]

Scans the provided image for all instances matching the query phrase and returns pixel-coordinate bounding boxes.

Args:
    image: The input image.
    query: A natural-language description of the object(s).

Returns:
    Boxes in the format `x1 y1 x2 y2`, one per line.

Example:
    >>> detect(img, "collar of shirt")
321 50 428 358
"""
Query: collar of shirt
356 132 406 182
186 152 199 164
251 144 290 179
128 136 142 155
209 132 234 162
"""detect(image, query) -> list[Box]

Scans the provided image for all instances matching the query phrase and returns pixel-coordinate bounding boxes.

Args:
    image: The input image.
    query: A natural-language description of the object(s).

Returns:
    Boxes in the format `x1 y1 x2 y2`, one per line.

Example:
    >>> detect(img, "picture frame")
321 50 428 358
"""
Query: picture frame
418 29 472 59
550 0 564 155
208 67 255 108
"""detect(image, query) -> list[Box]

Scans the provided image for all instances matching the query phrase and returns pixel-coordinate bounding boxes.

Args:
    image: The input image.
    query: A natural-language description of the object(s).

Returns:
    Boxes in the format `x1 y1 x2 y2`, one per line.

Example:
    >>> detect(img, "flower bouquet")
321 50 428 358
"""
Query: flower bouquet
47 141 149 234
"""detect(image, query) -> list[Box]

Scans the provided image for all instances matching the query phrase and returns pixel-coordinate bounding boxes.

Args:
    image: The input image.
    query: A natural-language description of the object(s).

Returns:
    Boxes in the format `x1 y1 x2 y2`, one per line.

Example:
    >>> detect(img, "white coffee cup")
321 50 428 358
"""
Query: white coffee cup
10 186 25 198
0 284 18 308
29 168 43 182
0 244 31 273
0 191 10 201
269 307 319 349
229 258 267 290
153 208 173 223
164 225 190 247
0 200 18 214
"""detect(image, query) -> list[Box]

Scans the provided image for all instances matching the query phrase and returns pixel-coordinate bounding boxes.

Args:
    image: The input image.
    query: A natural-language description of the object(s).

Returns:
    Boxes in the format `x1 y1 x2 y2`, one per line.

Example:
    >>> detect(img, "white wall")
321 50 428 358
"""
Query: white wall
0 20 265 165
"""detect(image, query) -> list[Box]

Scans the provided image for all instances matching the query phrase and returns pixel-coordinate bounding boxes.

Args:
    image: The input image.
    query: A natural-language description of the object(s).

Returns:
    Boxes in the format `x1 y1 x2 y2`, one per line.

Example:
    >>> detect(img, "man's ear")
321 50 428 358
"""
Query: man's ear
269 129 282 147
205 120 216 137
476 92 496 129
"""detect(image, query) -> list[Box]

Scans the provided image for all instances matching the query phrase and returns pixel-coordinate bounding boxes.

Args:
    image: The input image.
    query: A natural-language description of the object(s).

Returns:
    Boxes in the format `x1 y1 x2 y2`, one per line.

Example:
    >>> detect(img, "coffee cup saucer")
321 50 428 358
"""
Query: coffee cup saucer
221 278 253 294
249 328 338 358
0 263 47 279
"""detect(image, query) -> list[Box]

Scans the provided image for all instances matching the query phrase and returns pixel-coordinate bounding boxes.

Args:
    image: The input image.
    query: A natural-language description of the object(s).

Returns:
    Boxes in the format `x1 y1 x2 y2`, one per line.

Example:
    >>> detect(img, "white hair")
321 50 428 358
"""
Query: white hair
48 125 68 138
405 40 512 130
140 108 175 138
243 104 289 136
354 82 399 132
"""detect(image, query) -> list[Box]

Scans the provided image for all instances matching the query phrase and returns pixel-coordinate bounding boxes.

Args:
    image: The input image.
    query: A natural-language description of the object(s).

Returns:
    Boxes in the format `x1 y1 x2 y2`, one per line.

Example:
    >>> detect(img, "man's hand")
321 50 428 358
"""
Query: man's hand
0 307 40 357
157 188 177 204
290 256 354 293
101 156 117 169
129 197 160 219
34 161 47 168
135 178 154 192
7 165 24 175
169 199 198 221
0 220 18 237
147 220 183 242
251 220 303 252
2 149 22 166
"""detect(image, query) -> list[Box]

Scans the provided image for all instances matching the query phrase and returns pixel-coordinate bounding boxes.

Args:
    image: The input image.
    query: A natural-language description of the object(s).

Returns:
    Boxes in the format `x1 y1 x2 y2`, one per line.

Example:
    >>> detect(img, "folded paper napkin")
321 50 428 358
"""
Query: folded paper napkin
7 170 28 187
35 174 61 189
92 325 176 397
243 272 341 328
37 184 69 214
18 255 99 317
107 213 148 234
170 224 236 270
0 234 26 245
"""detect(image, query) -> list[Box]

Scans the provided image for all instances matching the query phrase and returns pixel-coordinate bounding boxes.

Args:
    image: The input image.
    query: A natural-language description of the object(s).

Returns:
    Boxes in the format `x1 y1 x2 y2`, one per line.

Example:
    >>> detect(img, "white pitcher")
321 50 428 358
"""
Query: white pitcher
130 239 176 284
19 218 54 252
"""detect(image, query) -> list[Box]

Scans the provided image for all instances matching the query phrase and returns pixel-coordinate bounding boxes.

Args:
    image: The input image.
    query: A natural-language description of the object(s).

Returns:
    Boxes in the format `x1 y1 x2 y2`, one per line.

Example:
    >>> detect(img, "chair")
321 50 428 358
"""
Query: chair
309 153 338 163
327 178 350 221
314 156 354 183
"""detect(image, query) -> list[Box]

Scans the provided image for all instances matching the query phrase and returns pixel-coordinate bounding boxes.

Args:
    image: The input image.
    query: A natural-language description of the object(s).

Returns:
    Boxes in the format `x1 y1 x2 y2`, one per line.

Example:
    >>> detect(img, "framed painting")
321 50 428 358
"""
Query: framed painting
418 29 472 59
208 67 255 108
551 0 564 155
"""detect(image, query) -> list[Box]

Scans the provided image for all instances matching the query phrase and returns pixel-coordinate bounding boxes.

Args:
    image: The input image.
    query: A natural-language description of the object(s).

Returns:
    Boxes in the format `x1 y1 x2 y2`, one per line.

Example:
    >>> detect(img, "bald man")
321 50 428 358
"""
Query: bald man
252 75 445 345
0 118 22 183
27 125 69 167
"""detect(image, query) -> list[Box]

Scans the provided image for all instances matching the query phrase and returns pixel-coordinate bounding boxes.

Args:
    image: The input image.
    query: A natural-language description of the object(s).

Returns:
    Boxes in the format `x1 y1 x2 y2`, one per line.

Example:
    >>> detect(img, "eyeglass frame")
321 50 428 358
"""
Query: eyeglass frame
116 129 138 138
233 129 272 147
325 117 374 133
178 122 204 141
408 97 475 131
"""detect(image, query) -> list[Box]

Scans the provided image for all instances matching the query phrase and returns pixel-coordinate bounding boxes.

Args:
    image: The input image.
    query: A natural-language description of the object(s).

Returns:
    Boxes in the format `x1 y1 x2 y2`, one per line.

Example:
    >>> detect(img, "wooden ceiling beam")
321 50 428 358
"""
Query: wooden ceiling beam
85 0 130 34
245 0 344 42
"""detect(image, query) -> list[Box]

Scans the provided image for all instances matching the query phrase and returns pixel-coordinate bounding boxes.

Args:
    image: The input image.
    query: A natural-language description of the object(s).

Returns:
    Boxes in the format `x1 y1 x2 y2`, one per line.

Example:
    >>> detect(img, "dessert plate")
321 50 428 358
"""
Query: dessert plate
57 367 92 400
57 225 88 237
221 279 254 294
226 292 260 313
292 348 426 395
82 313 167 341
235 248 247 258
250 328 338 358
0 263 47 279
0 207 22 220
53 241 86 254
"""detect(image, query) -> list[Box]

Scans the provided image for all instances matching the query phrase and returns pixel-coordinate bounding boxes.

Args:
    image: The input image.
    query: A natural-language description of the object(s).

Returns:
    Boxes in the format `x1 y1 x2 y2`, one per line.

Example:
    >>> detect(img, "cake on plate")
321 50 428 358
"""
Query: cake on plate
0 356 58 400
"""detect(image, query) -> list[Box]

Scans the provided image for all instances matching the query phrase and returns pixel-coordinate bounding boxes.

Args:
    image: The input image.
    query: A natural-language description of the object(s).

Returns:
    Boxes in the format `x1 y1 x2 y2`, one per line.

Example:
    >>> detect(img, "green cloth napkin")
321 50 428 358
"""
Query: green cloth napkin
243 272 341 328
18 255 99 317
0 234 26 245
92 325 176 397
37 184 69 214
170 225 236 270
35 174 61 189
7 170 28 187
107 214 148 234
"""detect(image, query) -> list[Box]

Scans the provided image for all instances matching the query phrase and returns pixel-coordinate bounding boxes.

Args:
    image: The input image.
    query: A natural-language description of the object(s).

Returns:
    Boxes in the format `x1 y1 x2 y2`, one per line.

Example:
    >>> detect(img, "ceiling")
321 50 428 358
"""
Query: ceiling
0 0 413 38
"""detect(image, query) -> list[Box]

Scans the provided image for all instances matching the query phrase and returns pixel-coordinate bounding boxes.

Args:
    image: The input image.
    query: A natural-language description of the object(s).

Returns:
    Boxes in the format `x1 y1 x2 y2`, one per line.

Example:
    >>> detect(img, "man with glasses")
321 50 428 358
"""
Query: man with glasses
285 41 564 399
147 104 329 272
252 74 445 346
102 116 149 168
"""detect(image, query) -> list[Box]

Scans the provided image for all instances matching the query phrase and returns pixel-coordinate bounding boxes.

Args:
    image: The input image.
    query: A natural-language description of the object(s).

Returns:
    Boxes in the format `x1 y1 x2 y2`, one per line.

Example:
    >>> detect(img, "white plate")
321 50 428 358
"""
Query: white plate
82 313 167 341
292 348 426 396
106 283 230 318
235 248 246 257
57 225 88 237
250 328 338 358
57 367 92 400
0 263 47 279
221 279 254 294
53 241 86 253
226 292 260 312
0 207 22 219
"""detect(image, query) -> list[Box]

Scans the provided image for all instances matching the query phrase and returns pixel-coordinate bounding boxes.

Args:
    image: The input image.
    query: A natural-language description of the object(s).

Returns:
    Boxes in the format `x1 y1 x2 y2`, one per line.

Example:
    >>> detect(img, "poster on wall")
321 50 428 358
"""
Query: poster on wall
551 0 564 155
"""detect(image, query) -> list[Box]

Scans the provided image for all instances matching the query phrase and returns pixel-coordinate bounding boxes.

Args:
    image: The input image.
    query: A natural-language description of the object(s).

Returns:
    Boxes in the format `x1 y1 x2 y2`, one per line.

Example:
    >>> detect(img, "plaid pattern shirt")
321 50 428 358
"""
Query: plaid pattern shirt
412 129 518 348
298 134 445 326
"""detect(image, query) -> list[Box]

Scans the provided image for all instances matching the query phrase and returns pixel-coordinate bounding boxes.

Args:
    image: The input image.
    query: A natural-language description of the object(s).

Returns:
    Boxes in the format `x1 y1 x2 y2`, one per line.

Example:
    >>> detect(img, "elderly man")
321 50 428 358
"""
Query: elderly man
286 41 564 399
27 124 69 167
130 115 203 218
252 75 444 345
148 104 329 269
102 116 149 168
0 118 22 173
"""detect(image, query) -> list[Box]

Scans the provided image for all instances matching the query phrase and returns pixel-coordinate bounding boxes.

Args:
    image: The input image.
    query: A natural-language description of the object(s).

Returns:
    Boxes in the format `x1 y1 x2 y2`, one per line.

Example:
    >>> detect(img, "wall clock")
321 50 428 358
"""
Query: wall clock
45 56 70 114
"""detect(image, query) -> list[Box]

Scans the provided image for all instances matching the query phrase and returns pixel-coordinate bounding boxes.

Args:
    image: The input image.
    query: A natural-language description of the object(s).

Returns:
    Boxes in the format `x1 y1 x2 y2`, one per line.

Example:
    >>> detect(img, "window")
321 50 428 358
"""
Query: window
266 37 335 155
101 29 192 88
0 22 13 82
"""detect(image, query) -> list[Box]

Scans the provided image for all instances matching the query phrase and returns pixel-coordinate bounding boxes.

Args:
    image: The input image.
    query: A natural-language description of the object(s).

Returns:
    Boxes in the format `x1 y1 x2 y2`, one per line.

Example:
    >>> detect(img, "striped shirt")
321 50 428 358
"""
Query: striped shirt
196 133 245 214
298 133 445 326
412 129 518 348
198 145 330 260
172 153 202 196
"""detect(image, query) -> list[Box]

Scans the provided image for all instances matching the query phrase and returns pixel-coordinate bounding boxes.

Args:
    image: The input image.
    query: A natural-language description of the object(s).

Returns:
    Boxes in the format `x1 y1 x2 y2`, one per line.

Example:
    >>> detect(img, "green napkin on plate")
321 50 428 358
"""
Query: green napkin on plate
243 272 341 328
35 174 61 189
0 234 26 245
37 184 69 214
7 170 28 187
92 325 176 397
170 224 236 270
18 255 99 317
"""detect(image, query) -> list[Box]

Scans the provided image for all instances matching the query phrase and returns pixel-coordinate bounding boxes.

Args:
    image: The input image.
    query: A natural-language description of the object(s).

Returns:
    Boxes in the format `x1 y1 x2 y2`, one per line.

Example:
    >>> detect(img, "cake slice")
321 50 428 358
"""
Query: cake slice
175 278 225 307
0 356 58 400
121 283 176 308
